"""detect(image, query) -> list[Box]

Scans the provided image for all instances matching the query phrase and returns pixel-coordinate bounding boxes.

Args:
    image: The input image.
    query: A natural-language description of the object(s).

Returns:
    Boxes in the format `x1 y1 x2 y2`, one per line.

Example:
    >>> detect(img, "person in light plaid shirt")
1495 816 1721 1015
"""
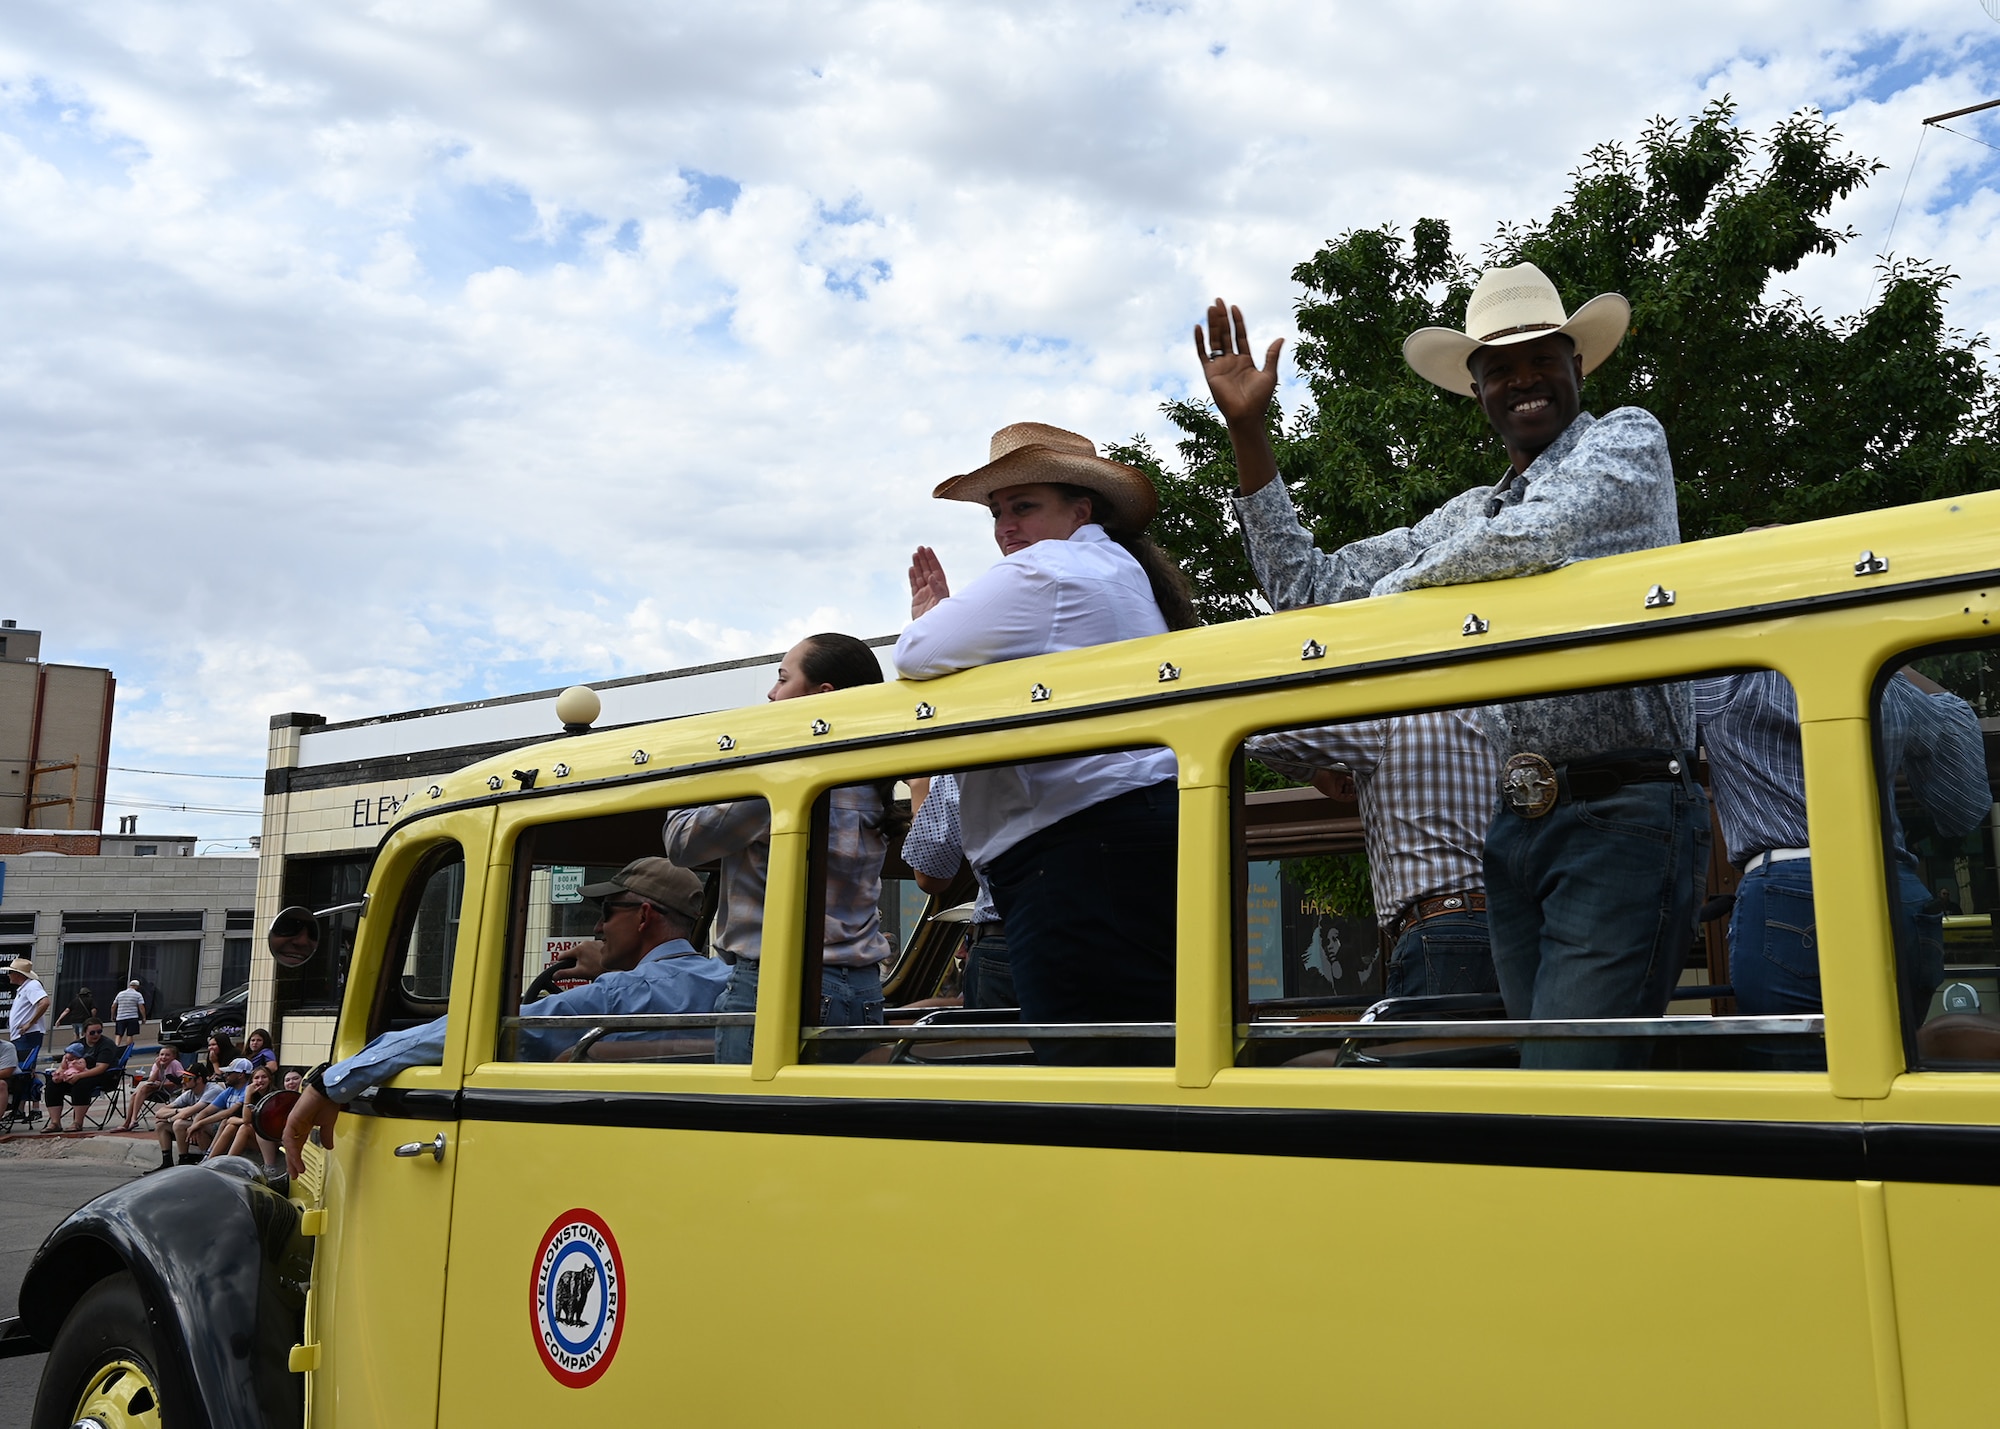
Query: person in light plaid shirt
662 632 895 1064
1249 712 1500 998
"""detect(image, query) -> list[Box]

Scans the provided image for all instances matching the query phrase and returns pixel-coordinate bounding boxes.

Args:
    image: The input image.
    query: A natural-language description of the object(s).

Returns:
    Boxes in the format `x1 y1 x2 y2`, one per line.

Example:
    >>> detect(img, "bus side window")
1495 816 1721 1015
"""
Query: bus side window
497 800 756 1066
367 842 467 1043
1235 670 1816 1072
817 745 1180 1068
1879 642 2000 1068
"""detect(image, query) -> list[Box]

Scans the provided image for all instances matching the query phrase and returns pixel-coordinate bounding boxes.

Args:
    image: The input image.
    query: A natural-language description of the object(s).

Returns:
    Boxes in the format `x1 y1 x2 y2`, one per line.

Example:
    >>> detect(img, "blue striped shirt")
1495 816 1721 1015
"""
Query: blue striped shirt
1693 670 1989 870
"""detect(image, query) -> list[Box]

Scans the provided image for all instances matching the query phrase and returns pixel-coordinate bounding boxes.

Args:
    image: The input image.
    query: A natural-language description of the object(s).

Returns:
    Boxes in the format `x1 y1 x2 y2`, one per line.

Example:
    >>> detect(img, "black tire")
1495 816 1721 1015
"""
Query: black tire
32 1270 174 1429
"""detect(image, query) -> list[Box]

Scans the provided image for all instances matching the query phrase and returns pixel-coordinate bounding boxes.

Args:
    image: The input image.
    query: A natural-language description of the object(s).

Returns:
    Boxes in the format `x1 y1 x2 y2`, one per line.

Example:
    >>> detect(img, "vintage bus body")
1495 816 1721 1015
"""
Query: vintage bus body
16 489 2000 1428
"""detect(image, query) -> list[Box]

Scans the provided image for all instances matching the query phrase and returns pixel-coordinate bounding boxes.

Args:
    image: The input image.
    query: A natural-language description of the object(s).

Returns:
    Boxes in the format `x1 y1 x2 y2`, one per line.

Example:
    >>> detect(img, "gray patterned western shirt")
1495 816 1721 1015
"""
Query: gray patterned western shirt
1233 408 1693 764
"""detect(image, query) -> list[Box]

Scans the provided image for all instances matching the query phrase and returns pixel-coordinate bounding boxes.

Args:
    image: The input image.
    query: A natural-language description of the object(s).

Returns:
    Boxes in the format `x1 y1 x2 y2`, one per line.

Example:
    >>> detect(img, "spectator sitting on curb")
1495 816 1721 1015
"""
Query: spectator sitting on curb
45 1021 120 1132
147 1064 219 1173
173 1058 252 1165
119 1043 187 1131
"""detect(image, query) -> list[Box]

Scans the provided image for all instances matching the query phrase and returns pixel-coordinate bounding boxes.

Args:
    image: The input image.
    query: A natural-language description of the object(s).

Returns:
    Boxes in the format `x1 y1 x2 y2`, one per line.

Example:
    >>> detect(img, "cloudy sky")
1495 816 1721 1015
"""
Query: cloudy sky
3 0 1996 847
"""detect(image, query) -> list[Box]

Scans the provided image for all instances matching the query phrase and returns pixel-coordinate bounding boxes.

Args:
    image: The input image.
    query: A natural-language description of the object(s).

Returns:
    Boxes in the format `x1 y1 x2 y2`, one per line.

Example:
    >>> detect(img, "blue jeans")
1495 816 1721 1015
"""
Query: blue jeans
1485 777 1711 1070
712 959 885 1065
963 926 1015 1010
1730 856 1942 1070
985 781 1177 1066
1385 910 1497 999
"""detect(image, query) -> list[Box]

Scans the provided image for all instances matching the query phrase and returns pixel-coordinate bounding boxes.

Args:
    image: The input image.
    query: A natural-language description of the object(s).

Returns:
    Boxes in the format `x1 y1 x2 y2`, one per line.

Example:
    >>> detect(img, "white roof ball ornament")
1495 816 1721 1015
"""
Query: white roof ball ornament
556 686 602 735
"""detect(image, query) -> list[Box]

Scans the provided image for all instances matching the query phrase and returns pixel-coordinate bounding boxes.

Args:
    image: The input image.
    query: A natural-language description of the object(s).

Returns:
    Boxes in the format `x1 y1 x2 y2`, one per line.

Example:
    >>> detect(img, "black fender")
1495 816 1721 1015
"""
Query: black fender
17 1157 312 1429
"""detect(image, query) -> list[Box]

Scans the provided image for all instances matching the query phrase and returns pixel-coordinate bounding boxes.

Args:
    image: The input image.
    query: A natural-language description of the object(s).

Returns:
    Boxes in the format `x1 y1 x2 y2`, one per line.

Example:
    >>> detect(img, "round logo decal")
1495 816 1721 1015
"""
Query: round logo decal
529 1209 625 1388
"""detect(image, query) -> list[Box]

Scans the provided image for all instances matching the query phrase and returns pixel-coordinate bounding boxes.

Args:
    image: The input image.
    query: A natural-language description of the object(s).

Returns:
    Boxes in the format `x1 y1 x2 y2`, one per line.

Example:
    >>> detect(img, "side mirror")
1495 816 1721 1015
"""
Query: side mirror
267 906 321 968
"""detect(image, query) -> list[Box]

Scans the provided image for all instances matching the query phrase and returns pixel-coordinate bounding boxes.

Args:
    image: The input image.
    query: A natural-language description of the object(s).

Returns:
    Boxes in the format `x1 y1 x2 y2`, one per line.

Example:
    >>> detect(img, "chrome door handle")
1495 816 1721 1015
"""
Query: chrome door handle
394 1133 446 1163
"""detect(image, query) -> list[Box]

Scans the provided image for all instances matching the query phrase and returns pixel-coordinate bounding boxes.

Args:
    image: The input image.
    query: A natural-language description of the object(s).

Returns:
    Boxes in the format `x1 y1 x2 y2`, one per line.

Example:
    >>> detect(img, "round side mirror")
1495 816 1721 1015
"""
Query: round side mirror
267 906 321 968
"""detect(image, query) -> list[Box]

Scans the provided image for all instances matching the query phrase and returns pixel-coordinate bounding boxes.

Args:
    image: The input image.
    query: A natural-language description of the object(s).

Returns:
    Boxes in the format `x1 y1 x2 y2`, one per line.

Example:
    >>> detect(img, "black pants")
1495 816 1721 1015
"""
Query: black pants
985 781 1177 1066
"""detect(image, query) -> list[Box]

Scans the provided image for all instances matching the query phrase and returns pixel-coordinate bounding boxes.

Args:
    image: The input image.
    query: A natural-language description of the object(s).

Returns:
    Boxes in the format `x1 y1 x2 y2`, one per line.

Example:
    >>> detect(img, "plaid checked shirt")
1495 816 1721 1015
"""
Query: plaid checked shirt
662 788 894 967
1248 710 1499 930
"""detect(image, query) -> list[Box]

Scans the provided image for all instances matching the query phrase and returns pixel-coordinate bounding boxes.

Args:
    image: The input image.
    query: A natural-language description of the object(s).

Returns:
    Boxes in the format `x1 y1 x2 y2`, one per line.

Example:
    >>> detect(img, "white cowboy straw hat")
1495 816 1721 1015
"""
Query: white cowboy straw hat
7 957 37 977
932 422 1160 530
1403 262 1631 397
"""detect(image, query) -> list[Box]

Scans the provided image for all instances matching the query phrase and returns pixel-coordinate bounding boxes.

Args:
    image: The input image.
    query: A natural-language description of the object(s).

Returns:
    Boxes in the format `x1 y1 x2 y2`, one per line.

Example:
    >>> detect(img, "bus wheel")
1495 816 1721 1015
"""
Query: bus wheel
33 1271 167 1429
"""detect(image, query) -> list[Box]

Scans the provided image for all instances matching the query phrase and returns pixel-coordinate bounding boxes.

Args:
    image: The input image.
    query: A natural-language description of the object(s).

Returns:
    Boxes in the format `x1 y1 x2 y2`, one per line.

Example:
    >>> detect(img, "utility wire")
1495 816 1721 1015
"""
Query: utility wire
0 759 262 780
1882 126 1928 257
1933 122 2000 153
101 797 262 817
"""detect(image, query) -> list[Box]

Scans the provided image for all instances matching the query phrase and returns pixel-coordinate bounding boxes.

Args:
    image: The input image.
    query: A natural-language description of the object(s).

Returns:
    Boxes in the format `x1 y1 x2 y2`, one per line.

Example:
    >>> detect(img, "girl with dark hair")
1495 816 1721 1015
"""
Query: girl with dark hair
896 422 1196 1065
244 1027 278 1069
664 632 900 1064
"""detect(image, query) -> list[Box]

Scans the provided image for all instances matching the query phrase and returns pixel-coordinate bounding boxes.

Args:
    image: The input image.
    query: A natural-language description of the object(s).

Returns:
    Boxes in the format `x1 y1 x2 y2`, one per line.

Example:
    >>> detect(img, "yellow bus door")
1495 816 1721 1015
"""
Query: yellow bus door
306 828 485 1428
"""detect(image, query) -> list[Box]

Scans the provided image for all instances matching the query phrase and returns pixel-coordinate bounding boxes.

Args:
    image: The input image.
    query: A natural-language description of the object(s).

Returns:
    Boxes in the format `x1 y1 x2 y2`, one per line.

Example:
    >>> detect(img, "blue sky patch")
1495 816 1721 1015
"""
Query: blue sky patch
0 78 146 186
682 169 741 215
824 259 891 299
818 195 874 226
962 332 1074 355
408 180 619 286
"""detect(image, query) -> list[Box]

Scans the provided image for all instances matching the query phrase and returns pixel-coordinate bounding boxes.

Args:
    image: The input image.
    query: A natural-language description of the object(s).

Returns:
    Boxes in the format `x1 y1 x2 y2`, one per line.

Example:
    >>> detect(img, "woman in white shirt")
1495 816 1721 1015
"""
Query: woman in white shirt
896 423 1196 1064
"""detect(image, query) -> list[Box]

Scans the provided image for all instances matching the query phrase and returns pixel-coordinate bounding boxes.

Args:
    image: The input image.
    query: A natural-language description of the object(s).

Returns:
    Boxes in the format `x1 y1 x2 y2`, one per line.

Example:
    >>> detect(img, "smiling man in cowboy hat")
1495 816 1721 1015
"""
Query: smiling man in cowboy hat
1196 267 1708 1069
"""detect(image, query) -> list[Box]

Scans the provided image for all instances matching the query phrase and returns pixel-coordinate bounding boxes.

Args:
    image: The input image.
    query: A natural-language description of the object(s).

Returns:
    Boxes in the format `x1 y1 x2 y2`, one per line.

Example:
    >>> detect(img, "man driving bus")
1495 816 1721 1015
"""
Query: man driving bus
283 857 725 1175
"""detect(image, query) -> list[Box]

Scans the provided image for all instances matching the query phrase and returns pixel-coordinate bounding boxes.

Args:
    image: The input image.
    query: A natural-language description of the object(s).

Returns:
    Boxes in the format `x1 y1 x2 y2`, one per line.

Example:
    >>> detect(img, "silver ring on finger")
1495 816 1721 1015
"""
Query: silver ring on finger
1209 349 1227 360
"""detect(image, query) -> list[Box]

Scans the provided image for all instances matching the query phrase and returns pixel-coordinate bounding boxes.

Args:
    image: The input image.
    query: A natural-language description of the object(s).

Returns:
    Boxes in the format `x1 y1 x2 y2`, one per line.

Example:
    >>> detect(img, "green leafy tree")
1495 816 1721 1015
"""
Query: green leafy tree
1128 100 2000 616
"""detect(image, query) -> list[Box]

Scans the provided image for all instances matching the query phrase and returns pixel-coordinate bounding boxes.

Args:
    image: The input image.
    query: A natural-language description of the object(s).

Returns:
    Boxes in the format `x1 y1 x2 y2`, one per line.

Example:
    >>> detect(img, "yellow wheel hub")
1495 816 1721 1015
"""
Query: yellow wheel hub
69 1357 163 1429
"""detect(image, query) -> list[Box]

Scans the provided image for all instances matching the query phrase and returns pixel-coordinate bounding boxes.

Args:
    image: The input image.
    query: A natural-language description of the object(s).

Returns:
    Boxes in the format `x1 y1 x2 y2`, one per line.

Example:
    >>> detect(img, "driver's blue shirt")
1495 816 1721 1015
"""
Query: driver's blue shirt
322 940 728 1102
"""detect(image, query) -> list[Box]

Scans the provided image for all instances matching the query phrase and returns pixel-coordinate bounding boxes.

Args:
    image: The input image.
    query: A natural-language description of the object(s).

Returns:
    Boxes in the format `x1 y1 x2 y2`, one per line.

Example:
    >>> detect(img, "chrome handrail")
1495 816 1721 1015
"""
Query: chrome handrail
503 1012 757 1029
807 1022 1173 1041
1241 1014 1824 1040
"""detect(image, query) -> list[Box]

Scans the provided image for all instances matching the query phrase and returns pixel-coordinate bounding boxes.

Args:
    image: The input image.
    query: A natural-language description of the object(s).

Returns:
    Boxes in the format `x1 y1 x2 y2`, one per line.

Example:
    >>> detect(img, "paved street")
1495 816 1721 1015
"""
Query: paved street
0 1142 146 1429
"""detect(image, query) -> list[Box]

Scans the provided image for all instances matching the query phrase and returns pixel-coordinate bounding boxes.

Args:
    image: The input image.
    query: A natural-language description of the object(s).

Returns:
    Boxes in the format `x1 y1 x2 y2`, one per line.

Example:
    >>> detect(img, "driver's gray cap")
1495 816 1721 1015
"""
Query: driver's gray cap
579 858 704 920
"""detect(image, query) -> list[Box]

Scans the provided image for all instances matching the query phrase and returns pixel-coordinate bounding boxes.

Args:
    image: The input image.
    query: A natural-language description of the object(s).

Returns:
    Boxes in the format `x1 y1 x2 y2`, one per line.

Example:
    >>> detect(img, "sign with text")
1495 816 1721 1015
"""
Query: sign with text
550 867 585 904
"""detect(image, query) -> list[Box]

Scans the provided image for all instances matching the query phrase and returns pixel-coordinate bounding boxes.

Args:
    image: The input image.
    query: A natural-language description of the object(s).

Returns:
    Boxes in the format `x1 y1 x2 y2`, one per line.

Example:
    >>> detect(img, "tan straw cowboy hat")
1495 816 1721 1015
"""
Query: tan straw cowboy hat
932 422 1160 530
1403 262 1630 397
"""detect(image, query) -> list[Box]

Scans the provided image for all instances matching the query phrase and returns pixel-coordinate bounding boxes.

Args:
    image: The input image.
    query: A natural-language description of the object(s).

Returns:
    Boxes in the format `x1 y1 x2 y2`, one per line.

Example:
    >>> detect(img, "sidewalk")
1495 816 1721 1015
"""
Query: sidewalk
0 1128 159 1171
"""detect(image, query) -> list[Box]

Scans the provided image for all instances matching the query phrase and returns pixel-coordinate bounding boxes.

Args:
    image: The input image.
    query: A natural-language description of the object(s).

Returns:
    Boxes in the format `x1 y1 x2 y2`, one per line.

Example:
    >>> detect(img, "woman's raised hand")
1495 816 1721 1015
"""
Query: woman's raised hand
1195 297 1284 428
909 546 951 620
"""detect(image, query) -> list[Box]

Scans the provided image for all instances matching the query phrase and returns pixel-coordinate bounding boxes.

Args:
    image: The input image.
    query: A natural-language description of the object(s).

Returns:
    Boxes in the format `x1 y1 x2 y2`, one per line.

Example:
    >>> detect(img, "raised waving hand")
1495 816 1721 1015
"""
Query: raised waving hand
1195 297 1284 426
1193 297 1284 495
909 545 951 620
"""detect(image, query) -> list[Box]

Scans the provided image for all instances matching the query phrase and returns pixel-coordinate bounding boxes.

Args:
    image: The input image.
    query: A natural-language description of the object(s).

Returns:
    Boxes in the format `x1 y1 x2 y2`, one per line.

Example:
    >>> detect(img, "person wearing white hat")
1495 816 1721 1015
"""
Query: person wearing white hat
7 957 53 1070
895 423 1198 1064
1197 269 1707 1069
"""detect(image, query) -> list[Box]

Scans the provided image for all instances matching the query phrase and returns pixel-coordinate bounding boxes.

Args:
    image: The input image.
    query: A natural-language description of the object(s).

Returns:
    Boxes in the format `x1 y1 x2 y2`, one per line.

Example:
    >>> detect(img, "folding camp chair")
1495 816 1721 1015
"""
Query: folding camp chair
1 1046 44 1132
79 1043 137 1132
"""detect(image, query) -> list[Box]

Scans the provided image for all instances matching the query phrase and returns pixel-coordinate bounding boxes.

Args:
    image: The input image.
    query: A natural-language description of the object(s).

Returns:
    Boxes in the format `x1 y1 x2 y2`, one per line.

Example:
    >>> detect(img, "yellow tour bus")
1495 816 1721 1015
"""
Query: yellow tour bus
11 489 2000 1428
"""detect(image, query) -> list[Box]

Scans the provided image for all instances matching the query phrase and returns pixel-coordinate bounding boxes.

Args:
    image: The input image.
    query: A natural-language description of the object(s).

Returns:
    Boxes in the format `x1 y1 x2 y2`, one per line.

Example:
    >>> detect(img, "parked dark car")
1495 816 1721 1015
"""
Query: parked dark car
160 984 247 1051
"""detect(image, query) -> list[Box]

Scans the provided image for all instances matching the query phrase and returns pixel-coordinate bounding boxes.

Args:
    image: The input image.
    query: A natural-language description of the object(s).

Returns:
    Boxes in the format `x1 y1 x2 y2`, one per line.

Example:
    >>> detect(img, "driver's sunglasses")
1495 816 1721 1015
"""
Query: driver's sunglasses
597 898 648 919
272 917 319 940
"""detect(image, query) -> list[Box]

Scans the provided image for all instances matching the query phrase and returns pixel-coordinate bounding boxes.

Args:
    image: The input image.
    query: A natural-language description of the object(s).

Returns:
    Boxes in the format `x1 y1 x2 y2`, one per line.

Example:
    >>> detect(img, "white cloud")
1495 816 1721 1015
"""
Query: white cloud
0 0 1995 842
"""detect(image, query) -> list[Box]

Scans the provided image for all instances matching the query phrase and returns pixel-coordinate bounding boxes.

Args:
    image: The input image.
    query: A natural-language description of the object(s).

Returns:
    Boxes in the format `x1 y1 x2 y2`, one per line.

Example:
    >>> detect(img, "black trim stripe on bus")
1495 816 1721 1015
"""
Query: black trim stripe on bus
372 563 2000 842
357 1085 2000 1186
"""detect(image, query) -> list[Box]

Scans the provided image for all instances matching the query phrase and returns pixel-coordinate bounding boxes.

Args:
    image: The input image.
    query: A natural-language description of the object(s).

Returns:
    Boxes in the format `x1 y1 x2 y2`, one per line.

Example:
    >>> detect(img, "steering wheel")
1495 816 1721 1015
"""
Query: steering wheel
523 958 579 1003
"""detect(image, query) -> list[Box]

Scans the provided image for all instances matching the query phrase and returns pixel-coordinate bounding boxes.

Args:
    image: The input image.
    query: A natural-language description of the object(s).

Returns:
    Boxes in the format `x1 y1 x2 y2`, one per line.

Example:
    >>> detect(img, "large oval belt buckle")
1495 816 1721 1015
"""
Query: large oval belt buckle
1502 752 1558 818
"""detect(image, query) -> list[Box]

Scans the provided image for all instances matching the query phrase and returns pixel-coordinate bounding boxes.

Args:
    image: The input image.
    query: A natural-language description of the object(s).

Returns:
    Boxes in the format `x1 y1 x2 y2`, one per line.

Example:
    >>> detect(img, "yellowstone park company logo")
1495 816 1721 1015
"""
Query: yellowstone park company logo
530 1209 625 1388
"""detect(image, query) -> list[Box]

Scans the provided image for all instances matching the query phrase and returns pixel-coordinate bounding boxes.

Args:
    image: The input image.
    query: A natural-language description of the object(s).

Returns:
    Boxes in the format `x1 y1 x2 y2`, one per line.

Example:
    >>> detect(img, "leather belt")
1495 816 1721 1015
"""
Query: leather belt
1392 892 1486 942
1743 848 1810 875
1501 750 1688 818
967 920 1006 944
